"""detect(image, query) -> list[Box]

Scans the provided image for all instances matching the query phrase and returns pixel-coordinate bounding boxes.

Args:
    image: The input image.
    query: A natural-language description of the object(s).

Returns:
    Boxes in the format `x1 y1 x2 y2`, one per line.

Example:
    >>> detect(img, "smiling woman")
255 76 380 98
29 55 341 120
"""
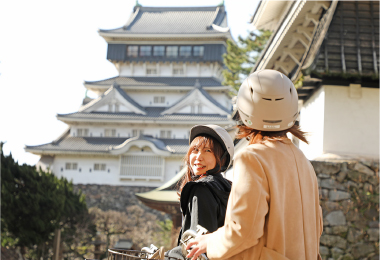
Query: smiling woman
163 125 234 259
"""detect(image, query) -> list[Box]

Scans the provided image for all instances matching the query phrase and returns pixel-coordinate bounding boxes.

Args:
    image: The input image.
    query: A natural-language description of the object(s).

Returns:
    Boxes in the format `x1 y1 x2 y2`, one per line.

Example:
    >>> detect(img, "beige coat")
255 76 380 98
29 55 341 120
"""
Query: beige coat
207 139 323 260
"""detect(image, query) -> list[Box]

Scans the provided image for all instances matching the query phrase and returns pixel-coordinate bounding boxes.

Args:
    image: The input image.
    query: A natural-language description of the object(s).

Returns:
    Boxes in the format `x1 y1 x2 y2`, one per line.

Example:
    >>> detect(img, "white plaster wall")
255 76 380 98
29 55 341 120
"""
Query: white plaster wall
186 65 199 77
299 87 325 160
52 154 185 187
120 66 133 76
70 126 190 139
200 64 212 77
96 105 109 112
323 86 379 159
164 158 184 183
53 155 121 185
133 66 145 76
160 64 172 76
209 92 231 110
127 92 184 107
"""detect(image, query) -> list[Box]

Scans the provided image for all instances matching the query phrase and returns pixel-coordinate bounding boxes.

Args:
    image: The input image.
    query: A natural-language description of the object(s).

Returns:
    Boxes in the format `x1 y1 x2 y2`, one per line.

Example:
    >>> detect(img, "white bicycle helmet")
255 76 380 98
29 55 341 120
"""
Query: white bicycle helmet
236 69 299 131
189 124 234 170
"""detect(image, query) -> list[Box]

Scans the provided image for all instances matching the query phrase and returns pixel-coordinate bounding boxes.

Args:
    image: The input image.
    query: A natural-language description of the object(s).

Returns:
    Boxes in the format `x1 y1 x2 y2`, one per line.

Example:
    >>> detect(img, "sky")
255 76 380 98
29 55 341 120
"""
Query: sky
0 0 260 166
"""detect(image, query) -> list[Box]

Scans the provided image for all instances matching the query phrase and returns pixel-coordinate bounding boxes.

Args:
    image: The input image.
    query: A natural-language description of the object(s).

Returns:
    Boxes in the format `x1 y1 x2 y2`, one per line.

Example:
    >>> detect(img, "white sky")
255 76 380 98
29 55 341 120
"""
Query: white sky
0 0 259 166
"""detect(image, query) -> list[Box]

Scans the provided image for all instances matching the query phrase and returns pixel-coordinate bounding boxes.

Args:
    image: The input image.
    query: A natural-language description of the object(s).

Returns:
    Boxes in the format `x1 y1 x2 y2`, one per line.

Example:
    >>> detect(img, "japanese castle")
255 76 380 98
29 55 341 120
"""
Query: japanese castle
25 4 234 187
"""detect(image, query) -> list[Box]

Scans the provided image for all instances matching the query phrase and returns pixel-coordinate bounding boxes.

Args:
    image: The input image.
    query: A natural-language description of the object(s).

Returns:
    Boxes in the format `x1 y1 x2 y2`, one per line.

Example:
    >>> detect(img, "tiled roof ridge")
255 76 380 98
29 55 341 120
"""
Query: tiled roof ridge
84 76 223 87
112 82 146 113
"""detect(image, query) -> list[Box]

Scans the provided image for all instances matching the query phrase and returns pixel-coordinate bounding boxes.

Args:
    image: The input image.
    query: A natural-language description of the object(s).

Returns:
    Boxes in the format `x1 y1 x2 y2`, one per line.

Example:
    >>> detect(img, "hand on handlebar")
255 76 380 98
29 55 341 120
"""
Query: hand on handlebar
185 233 211 260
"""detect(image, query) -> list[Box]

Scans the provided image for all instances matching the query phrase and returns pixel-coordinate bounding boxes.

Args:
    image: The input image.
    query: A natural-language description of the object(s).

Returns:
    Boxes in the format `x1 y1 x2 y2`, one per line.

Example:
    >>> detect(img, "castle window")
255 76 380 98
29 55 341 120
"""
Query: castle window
127 46 138 57
146 68 157 75
160 130 171 138
153 46 165 56
154 96 165 103
65 162 78 170
173 67 184 76
120 155 164 181
180 46 192 57
132 129 144 136
94 163 106 171
105 129 116 137
166 46 178 57
140 46 152 56
77 128 89 137
193 46 204 57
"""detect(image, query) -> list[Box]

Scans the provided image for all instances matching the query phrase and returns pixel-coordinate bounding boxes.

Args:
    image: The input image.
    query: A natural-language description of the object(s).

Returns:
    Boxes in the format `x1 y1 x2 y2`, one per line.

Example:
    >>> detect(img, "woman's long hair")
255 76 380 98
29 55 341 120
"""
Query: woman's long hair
236 124 309 145
177 135 226 196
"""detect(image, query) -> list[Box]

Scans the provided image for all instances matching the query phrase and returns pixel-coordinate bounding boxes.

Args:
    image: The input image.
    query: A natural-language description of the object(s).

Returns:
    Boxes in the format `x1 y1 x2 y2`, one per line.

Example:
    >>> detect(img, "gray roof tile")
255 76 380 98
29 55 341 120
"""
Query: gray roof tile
100 6 229 35
26 135 189 154
85 76 222 87
57 110 229 122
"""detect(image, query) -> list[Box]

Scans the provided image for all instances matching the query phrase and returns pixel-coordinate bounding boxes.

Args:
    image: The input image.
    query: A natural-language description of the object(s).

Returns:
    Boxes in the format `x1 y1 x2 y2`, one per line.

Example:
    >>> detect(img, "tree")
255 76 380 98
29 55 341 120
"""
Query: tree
1 147 95 259
222 30 271 91
90 205 173 259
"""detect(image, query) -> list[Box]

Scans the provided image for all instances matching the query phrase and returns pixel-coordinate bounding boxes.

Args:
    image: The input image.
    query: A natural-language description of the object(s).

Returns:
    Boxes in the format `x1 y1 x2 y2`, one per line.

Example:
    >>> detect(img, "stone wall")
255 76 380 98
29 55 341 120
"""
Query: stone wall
73 184 170 221
312 160 379 260
74 159 379 260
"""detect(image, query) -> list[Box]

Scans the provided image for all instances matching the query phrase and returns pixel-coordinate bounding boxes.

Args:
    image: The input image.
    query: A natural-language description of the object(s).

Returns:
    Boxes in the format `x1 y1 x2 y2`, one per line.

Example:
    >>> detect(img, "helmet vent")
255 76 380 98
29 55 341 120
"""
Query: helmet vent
290 88 292 93
263 120 282 123
262 98 272 101
275 98 284 101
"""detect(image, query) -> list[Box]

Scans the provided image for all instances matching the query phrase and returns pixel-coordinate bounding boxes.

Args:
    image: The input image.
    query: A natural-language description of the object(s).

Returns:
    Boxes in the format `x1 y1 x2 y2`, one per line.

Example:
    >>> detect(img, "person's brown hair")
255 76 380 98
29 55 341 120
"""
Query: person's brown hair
236 124 309 145
177 135 226 196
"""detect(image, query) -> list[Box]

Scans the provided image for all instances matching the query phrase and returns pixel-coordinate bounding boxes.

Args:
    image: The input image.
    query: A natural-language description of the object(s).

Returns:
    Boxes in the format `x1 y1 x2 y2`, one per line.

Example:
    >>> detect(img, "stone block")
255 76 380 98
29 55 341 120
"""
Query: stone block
322 189 329 200
320 234 347 249
347 170 369 183
364 183 374 192
347 228 364 243
326 211 346 226
320 179 346 190
324 201 341 211
367 228 379 241
351 243 375 259
340 200 354 213
336 171 347 183
331 247 344 259
324 227 332 234
369 221 379 228
312 161 341 175
332 226 348 236
319 173 331 179
364 208 378 220
345 181 358 190
320 246 330 256
329 191 351 201
354 163 375 176
368 175 379 186
340 253 354 260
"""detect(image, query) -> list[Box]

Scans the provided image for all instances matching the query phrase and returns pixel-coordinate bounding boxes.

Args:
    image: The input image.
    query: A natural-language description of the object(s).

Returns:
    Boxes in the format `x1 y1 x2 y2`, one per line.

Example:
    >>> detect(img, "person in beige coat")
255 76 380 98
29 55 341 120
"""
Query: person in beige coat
186 70 323 260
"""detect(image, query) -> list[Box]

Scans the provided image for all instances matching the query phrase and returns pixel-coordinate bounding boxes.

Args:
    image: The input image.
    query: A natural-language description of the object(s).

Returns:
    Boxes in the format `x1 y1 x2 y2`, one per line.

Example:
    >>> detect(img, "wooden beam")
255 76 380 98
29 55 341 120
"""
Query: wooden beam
289 33 309 49
355 2 362 75
311 1 330 14
303 13 320 26
339 4 346 73
370 1 379 75
296 26 314 41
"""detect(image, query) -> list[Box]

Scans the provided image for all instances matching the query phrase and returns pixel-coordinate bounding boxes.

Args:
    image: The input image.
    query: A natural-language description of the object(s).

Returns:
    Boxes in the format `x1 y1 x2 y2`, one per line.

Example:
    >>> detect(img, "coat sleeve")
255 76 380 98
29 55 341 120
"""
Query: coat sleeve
187 185 219 233
206 149 270 260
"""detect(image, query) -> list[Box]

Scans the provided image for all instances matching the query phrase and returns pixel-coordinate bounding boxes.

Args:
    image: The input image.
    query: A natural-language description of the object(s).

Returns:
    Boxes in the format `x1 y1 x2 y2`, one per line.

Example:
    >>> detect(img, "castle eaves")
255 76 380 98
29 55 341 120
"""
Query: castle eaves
99 5 230 36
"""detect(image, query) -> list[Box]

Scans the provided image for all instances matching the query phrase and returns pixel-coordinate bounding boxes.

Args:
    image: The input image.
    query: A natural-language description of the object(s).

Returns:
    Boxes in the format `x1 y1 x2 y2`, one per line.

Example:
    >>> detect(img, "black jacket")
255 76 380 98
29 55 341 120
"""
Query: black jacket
177 173 231 245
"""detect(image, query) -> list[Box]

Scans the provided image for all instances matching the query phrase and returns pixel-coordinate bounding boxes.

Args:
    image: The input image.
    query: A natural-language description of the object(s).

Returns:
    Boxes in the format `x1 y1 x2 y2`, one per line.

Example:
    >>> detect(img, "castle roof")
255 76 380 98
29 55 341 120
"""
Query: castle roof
25 130 189 155
84 77 226 89
99 5 231 37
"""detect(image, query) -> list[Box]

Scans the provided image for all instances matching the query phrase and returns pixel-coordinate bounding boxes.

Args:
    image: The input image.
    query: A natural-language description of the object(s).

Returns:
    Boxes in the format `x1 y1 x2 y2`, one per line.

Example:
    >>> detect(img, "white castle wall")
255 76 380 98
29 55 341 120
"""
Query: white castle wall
52 154 184 187
70 126 191 139
118 63 223 78
299 85 379 160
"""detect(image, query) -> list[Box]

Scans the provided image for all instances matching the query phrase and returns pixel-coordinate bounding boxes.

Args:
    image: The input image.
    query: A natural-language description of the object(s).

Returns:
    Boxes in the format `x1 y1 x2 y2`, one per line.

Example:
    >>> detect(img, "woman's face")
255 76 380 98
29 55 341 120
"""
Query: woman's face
189 143 217 176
